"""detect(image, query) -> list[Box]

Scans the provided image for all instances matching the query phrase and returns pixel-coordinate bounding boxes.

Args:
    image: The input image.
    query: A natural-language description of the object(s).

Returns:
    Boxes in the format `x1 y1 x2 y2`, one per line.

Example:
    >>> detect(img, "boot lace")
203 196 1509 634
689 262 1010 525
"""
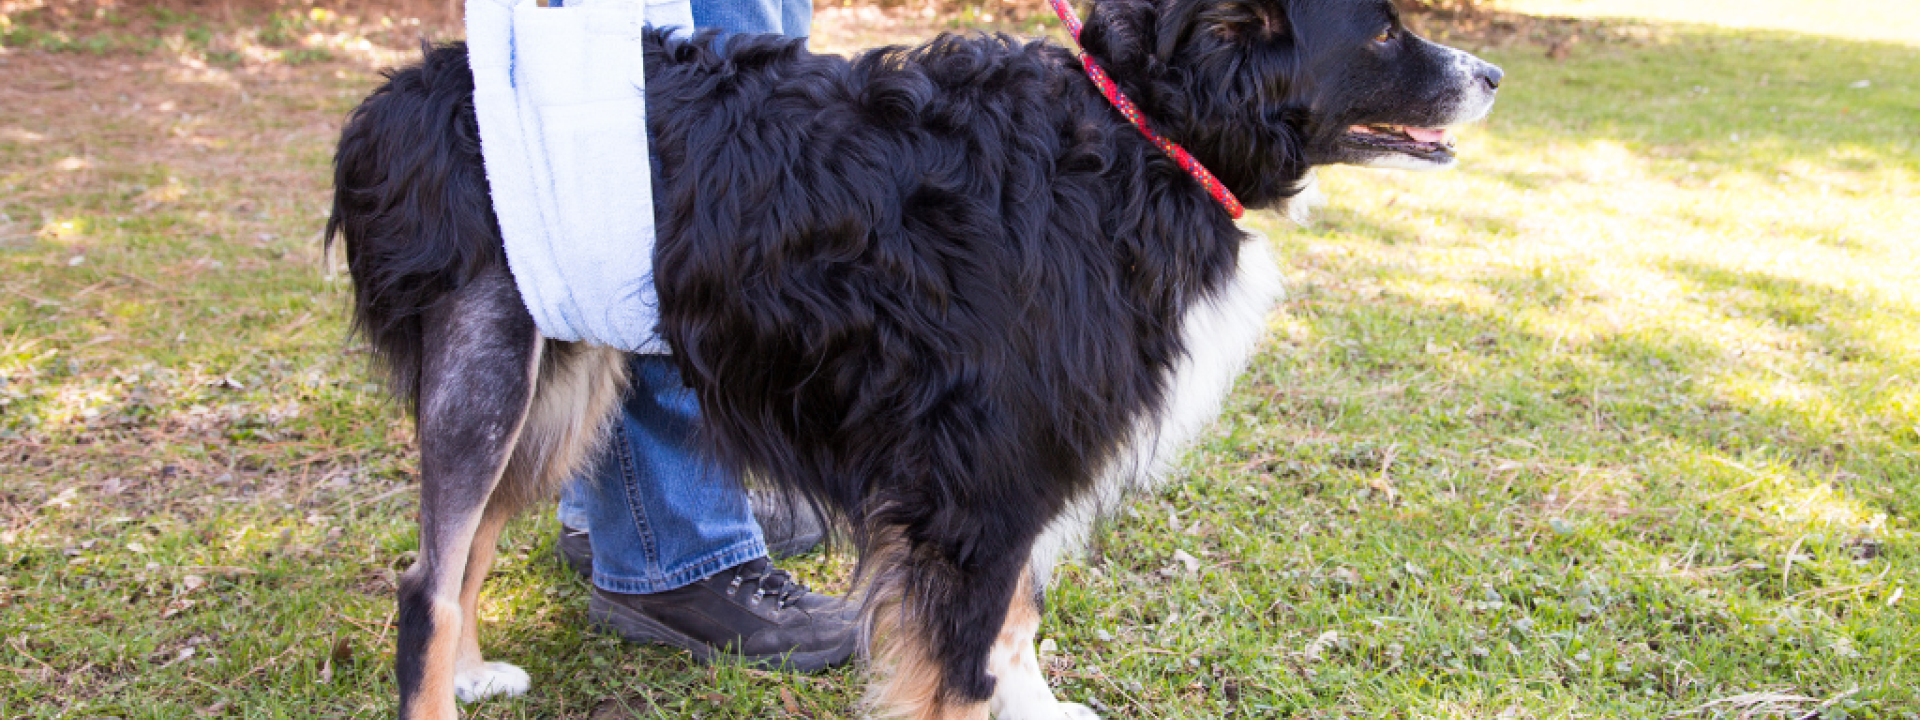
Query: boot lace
725 560 810 610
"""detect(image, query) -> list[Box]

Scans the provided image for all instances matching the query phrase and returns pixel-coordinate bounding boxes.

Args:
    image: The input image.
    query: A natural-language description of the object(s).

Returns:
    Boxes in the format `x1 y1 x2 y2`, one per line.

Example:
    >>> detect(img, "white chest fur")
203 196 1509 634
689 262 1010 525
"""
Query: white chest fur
1029 228 1286 580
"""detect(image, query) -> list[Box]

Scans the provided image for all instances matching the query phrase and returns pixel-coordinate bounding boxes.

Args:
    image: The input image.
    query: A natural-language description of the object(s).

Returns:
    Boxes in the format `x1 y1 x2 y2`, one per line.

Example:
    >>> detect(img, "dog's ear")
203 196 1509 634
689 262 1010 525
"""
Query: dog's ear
1205 0 1290 45
1154 0 1289 62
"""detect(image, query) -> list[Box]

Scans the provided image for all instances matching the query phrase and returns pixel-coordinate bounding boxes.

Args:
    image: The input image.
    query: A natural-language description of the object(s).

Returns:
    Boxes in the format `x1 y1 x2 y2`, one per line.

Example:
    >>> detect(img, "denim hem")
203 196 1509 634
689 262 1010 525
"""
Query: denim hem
592 536 769 595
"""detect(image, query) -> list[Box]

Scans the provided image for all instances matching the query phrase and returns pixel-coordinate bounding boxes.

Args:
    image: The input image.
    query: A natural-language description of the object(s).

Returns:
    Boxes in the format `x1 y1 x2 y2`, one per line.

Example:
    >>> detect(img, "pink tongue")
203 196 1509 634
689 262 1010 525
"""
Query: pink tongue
1404 127 1449 144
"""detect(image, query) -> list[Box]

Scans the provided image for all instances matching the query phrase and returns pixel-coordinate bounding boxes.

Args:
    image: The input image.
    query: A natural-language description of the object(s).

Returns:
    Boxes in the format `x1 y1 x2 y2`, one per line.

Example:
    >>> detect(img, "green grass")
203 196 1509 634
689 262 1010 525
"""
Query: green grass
2 2 1916 718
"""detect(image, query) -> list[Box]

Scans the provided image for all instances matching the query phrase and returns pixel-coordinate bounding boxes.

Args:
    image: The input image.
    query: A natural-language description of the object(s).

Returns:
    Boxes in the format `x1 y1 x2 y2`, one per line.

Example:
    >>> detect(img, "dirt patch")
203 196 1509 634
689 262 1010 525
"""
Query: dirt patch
2 0 461 34
1400 4 1665 57
3 0 458 67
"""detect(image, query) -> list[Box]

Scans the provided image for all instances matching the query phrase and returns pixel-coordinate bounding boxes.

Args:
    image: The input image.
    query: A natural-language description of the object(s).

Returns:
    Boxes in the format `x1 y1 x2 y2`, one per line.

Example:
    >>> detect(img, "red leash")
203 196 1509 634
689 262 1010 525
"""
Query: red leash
1048 0 1245 219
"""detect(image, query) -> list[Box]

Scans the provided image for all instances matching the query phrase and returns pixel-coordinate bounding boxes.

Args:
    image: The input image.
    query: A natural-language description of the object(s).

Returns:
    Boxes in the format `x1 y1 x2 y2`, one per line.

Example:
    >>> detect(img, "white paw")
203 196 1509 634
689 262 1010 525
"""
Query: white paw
994 701 1103 720
453 661 531 702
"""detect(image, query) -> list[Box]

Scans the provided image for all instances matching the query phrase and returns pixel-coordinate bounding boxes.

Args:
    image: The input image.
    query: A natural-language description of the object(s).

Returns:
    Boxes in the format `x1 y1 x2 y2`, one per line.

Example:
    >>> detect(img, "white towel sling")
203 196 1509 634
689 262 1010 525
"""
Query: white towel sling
465 0 693 352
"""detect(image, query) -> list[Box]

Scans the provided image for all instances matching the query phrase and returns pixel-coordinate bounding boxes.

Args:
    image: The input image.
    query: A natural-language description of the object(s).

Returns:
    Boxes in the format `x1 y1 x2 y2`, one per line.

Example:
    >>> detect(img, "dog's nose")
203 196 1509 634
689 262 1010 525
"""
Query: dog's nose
1479 64 1504 91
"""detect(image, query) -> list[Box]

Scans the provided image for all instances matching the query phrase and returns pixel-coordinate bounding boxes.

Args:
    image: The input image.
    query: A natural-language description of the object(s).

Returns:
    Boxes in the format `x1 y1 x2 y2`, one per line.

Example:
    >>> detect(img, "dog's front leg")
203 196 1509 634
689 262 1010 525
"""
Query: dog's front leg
863 526 1046 720
985 569 1100 720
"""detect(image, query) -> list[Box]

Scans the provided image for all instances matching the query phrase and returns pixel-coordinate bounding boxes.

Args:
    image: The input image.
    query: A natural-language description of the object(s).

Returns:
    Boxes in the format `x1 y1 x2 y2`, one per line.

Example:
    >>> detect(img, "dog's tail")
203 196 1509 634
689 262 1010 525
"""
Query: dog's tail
326 42 505 409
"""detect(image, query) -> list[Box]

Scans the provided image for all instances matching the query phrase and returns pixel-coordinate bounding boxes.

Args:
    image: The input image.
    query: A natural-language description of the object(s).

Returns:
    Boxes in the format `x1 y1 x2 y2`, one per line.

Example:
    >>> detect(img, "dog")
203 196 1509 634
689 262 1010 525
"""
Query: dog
325 0 1501 717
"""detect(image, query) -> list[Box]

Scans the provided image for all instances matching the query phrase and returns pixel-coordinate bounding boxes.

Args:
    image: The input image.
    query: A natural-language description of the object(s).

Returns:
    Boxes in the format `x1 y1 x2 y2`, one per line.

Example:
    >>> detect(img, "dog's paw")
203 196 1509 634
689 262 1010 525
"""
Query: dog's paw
995 701 1102 720
453 661 531 702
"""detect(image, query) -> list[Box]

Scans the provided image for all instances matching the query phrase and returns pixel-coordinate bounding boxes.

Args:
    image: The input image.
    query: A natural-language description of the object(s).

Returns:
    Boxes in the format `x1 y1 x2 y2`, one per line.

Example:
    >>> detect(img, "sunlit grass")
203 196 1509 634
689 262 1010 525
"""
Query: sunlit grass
1508 0 1920 46
1141 15 1919 715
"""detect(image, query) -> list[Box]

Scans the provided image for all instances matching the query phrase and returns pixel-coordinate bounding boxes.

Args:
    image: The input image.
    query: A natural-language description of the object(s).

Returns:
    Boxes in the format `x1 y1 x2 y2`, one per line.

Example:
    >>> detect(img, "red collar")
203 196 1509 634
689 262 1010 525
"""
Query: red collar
1048 0 1245 219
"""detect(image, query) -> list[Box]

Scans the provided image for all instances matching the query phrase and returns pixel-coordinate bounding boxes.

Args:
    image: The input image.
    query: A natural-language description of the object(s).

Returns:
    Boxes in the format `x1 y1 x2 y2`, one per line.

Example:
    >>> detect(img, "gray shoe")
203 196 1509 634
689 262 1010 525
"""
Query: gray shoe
556 488 827 578
587 557 858 672
750 487 829 559
557 524 593 578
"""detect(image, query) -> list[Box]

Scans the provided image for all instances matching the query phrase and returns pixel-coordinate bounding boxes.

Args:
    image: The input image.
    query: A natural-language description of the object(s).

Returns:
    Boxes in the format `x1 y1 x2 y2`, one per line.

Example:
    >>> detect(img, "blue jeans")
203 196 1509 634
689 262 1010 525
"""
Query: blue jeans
546 0 809 40
692 0 810 41
556 0 811 594
559 356 767 593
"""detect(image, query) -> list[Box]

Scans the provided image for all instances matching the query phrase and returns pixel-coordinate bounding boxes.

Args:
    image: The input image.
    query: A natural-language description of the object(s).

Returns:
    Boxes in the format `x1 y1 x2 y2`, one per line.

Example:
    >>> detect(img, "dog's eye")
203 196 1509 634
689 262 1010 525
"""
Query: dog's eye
1373 27 1395 44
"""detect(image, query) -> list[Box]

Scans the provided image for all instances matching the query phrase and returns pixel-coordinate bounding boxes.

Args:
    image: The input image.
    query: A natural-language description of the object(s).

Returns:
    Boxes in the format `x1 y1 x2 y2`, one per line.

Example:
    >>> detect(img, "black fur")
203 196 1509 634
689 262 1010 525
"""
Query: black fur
642 25 1256 702
326 0 1500 711
394 570 435 704
326 44 503 409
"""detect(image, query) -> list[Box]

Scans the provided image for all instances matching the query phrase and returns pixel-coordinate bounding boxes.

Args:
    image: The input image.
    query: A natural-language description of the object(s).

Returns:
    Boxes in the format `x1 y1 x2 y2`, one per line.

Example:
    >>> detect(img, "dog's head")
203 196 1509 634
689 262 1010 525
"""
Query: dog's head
1081 0 1503 206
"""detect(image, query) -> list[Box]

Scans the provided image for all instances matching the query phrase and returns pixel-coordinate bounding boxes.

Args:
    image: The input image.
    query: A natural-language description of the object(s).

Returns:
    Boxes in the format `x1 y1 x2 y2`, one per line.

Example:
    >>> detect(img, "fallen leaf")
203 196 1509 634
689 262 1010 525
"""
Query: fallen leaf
780 687 802 716
161 646 196 667
42 488 79 508
330 636 354 669
1303 630 1341 662
1171 549 1200 574
162 598 196 618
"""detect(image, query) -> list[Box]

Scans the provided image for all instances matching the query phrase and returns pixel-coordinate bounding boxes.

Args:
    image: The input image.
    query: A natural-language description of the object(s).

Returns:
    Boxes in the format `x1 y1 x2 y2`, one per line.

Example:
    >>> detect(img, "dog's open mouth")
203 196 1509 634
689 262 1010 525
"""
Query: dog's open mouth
1342 124 1457 162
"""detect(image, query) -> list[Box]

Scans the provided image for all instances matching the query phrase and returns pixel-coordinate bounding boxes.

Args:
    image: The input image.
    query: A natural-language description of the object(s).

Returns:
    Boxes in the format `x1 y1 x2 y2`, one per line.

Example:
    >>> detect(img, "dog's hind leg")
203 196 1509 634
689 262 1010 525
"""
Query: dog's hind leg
396 268 543 720
450 341 628 701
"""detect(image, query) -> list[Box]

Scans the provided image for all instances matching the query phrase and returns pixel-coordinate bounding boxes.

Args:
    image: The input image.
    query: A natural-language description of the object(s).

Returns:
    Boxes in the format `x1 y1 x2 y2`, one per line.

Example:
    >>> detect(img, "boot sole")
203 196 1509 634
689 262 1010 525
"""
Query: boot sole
587 590 856 673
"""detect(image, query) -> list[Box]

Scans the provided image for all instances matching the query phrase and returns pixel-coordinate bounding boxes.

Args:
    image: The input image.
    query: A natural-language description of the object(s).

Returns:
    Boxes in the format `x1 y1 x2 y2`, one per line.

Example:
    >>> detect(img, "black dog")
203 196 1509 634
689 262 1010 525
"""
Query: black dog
327 0 1500 717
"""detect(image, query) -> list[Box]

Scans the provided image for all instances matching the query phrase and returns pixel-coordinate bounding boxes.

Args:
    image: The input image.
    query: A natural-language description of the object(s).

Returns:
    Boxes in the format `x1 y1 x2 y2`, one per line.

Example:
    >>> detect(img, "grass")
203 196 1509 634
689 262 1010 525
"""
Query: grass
2 0 1917 717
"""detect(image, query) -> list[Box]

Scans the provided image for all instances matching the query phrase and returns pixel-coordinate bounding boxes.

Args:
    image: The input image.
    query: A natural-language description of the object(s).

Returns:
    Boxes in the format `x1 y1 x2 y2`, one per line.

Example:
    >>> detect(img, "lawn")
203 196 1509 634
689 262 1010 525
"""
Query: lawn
2 0 1915 718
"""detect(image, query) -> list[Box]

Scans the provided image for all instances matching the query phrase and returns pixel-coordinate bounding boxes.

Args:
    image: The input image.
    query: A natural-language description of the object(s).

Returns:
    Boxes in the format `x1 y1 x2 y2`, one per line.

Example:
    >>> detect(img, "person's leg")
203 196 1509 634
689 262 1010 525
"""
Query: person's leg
690 0 778 38
552 0 820 559
554 476 594 577
556 356 825 573
583 355 767 594
779 0 811 42
545 0 847 670
580 357 855 671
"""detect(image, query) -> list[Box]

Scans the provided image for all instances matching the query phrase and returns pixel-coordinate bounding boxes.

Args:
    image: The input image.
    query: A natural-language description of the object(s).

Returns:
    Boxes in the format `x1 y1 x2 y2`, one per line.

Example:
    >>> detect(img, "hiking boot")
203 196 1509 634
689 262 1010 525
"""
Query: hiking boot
587 557 858 672
750 487 829 559
555 488 825 578
556 524 594 578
